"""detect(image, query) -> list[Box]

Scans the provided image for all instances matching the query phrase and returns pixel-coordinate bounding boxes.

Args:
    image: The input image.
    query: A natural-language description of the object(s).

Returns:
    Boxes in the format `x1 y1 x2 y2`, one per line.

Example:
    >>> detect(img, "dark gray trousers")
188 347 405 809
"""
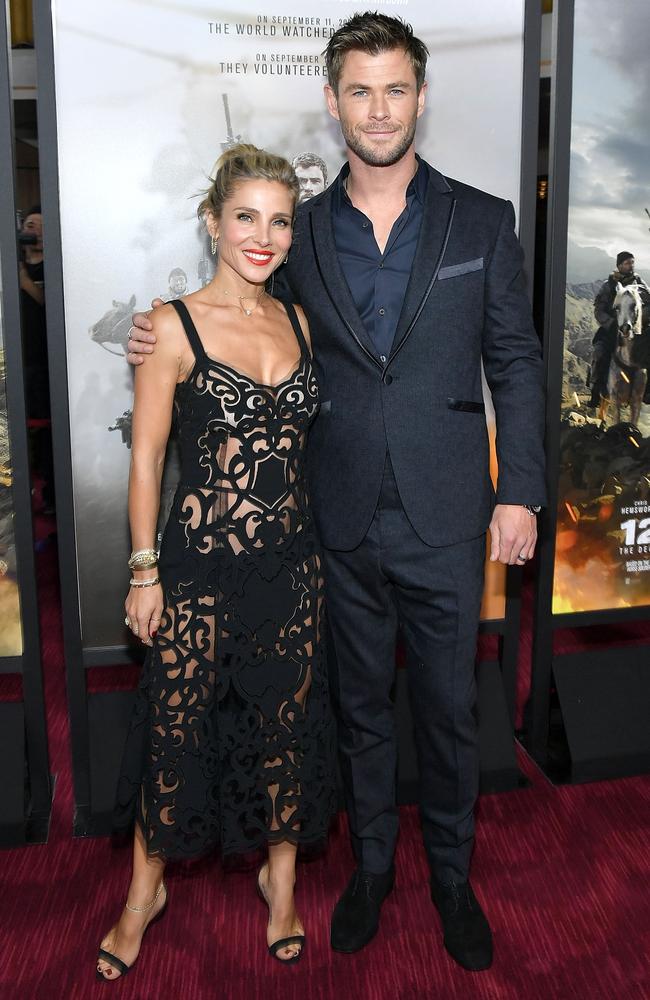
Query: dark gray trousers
323 456 485 884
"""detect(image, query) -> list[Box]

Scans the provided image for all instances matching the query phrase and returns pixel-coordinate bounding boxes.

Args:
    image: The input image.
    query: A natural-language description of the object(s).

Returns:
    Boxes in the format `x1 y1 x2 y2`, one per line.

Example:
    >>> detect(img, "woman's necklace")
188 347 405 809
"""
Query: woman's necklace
215 285 265 317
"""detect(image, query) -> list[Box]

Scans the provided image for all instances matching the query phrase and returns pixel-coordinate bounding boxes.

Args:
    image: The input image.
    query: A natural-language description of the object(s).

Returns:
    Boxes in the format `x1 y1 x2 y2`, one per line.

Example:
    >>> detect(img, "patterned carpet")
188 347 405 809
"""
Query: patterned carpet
1 520 649 1000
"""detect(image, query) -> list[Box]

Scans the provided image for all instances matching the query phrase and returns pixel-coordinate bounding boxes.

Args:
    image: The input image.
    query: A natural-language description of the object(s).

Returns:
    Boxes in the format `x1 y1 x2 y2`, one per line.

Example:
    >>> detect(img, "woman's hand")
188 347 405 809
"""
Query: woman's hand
125 582 163 646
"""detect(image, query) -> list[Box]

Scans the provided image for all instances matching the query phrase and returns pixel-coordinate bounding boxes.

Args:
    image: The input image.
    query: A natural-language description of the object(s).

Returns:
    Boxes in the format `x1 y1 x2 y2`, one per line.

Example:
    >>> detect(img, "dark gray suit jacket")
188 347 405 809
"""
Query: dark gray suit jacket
275 159 546 550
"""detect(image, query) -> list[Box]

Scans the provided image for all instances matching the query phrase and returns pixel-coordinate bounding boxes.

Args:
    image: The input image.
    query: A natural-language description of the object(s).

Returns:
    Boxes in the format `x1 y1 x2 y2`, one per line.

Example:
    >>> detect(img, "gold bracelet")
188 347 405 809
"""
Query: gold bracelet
128 548 159 570
129 576 160 588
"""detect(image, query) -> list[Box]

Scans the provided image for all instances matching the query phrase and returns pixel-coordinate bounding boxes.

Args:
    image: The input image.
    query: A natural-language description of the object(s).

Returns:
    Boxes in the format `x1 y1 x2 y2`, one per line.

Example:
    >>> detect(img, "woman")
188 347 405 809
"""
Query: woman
96 145 335 981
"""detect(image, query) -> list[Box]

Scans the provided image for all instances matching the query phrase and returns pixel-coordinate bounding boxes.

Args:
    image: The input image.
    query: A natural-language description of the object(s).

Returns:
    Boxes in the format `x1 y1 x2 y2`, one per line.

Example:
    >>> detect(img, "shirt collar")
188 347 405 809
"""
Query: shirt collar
335 153 427 211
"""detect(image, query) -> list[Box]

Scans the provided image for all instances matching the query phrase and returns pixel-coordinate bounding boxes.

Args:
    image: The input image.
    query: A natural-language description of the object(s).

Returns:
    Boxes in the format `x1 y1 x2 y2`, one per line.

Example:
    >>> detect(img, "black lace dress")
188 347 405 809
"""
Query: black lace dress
114 299 335 860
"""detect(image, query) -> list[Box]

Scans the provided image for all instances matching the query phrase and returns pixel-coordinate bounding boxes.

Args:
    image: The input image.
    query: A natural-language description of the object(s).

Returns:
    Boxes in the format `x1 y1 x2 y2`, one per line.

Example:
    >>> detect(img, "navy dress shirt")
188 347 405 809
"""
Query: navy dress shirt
331 156 428 361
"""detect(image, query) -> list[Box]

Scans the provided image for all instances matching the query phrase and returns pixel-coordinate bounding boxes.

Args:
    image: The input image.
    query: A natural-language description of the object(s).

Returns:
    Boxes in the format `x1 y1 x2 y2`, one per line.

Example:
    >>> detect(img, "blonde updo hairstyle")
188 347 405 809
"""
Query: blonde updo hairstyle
198 143 300 227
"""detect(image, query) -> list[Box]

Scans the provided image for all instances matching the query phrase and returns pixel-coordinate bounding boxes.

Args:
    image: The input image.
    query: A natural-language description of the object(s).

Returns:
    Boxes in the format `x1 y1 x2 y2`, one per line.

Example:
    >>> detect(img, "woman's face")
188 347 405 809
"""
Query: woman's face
211 179 294 284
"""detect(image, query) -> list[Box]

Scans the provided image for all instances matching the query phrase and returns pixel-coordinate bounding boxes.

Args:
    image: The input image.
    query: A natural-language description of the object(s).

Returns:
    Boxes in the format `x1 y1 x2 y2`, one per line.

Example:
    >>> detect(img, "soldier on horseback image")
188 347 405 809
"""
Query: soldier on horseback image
589 250 650 409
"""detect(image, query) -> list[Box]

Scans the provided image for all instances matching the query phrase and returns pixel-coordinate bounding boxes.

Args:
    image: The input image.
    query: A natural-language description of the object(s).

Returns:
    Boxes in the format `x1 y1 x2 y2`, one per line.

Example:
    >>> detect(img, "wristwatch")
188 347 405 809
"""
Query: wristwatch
523 505 542 515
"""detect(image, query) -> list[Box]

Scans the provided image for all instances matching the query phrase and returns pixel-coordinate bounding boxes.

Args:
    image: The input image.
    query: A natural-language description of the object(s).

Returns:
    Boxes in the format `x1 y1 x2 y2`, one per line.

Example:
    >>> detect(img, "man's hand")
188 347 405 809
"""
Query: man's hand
19 261 45 304
489 504 537 565
127 298 165 365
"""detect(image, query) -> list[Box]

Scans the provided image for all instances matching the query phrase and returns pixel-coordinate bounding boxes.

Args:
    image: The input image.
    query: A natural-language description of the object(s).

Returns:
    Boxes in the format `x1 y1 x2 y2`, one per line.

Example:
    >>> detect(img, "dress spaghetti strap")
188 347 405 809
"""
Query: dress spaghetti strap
169 299 207 362
283 302 311 357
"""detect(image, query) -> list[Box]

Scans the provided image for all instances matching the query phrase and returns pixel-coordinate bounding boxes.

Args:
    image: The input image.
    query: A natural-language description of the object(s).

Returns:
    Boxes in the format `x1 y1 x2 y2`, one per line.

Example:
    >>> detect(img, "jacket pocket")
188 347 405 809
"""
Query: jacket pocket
438 257 484 280
447 398 485 413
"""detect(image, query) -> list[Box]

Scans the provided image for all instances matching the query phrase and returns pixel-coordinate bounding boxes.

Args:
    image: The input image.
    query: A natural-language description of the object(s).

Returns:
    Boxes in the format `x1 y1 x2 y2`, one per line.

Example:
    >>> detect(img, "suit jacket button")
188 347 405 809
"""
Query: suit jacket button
384 374 393 385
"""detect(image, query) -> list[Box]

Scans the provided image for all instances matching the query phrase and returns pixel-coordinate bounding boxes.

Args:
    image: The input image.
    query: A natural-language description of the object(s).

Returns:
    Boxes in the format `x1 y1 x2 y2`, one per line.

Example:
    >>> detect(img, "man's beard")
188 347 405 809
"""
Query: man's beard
340 114 417 167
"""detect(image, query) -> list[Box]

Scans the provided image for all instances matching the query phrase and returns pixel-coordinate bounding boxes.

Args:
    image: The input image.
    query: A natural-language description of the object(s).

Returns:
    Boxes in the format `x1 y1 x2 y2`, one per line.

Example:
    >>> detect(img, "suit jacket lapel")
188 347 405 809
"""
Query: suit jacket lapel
389 164 456 360
309 188 380 363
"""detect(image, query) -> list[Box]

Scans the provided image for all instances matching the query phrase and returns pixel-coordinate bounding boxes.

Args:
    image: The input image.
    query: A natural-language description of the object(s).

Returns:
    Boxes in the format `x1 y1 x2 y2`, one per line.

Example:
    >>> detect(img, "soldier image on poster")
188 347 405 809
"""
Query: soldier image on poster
164 267 188 300
291 152 328 203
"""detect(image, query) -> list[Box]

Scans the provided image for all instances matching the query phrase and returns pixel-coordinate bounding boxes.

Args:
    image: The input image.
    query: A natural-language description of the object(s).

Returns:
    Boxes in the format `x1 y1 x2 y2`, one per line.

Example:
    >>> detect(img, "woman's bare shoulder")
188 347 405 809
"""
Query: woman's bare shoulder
148 303 188 355
149 301 182 333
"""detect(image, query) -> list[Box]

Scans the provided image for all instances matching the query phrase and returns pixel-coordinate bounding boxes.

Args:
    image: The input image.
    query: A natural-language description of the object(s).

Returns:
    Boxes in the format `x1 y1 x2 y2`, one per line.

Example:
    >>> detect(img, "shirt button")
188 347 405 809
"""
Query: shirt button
379 354 387 363
384 374 393 385
378 308 385 315
362 222 369 229
379 263 384 269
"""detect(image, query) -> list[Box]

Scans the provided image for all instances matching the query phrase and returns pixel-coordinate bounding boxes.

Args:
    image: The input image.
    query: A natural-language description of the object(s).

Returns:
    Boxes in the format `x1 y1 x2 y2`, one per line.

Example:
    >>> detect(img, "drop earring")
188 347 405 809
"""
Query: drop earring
211 234 219 256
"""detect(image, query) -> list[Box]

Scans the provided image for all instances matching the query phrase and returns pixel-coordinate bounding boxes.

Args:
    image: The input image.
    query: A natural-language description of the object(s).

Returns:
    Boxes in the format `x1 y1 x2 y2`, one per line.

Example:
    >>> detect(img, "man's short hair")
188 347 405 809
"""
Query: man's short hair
291 152 328 185
616 250 634 267
324 11 429 95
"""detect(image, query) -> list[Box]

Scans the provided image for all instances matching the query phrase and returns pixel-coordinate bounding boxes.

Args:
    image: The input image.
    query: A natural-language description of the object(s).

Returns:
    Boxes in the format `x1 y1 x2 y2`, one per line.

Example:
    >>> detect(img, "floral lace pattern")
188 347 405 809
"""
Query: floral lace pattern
115 300 335 859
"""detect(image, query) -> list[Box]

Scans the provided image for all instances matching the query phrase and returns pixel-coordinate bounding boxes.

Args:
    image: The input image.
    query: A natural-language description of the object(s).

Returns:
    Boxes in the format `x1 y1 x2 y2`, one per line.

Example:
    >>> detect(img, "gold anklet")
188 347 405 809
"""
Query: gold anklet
125 881 164 913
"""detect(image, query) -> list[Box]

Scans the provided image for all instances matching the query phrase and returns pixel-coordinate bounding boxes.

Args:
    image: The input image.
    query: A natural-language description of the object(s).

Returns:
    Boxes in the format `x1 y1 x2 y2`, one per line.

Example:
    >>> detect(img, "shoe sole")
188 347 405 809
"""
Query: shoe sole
443 944 493 972
331 930 378 954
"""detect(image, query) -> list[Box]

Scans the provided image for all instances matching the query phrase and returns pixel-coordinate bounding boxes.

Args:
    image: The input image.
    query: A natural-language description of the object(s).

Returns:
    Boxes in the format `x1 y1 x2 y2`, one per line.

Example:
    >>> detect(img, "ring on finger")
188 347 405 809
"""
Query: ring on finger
128 326 135 340
517 553 527 562
124 616 130 627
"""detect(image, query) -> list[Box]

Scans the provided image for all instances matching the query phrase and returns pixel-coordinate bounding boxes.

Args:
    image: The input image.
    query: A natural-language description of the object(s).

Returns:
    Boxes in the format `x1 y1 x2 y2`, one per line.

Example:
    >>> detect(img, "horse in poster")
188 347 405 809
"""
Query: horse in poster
603 283 650 427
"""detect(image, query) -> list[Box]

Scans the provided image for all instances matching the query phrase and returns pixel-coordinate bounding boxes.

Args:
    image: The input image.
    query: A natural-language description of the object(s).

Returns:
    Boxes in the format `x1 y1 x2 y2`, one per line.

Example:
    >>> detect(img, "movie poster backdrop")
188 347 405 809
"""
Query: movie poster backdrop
52 0 527 651
0 259 23 657
552 0 650 615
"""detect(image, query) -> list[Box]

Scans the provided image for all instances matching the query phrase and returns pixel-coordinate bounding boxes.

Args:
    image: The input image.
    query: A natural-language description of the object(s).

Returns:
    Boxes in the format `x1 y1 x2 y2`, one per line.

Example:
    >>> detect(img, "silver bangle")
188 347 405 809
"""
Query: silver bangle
129 576 160 588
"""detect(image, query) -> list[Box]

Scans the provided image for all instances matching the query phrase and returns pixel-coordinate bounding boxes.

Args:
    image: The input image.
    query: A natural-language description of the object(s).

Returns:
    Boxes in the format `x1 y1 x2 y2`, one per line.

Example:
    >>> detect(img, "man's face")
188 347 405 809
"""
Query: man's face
295 165 326 203
618 257 635 276
169 271 187 295
325 47 426 168
22 213 43 248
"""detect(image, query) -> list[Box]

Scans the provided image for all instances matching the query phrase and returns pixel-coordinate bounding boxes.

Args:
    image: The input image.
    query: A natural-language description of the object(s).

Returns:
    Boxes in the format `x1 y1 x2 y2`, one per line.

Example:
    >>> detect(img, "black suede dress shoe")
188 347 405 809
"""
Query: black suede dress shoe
430 878 493 971
331 867 395 953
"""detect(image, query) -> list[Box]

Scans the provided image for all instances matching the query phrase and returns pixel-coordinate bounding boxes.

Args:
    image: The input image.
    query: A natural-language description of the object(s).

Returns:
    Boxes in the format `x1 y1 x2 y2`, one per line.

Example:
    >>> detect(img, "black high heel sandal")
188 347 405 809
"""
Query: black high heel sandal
96 881 167 983
256 866 305 965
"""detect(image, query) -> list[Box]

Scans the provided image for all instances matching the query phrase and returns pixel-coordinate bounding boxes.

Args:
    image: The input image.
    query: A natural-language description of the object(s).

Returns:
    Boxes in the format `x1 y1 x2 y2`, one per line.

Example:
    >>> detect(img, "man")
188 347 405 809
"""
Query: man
589 251 650 407
19 206 55 513
291 151 328 203
128 13 546 972
19 208 47 415
164 267 188 300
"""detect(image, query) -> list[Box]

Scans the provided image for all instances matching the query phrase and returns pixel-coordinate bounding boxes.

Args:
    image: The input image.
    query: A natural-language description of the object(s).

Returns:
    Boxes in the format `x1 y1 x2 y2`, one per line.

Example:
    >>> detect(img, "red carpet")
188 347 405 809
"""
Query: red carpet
1 524 649 1000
